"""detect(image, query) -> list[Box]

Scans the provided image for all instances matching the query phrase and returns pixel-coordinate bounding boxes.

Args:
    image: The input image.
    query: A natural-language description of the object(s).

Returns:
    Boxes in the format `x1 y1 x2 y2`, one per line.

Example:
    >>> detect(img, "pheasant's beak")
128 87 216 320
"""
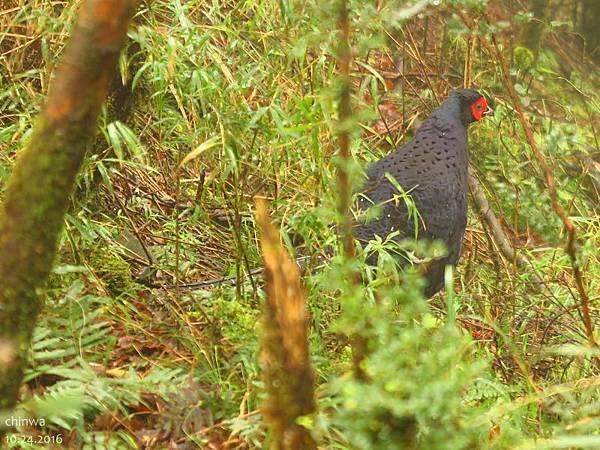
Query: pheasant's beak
483 105 494 117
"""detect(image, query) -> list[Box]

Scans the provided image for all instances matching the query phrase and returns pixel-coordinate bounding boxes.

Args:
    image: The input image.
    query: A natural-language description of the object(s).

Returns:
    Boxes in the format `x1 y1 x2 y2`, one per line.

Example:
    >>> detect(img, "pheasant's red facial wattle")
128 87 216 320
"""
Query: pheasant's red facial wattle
470 96 490 121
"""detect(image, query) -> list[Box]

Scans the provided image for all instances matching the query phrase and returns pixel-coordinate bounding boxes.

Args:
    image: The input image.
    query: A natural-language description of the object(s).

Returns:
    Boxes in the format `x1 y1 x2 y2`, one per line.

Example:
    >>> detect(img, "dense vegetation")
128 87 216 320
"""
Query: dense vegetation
1 0 599 448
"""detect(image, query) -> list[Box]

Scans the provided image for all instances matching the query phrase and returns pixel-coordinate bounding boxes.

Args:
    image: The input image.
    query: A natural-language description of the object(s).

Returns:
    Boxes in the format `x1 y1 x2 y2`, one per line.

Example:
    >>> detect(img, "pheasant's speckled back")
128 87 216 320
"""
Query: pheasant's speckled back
355 91 475 297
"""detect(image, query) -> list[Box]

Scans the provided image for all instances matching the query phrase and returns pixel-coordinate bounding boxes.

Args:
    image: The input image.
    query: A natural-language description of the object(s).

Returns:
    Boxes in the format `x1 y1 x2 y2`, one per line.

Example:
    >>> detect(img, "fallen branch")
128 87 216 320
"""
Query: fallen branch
468 170 546 290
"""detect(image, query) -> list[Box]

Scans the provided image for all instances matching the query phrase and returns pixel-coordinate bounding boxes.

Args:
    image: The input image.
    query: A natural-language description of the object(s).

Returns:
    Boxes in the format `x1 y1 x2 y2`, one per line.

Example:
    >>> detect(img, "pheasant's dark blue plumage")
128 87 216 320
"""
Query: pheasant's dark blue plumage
355 89 492 297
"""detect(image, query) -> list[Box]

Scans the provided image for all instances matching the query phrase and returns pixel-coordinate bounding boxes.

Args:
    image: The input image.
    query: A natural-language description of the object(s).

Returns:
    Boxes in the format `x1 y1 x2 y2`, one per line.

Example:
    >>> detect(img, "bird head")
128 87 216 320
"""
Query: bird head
452 89 494 125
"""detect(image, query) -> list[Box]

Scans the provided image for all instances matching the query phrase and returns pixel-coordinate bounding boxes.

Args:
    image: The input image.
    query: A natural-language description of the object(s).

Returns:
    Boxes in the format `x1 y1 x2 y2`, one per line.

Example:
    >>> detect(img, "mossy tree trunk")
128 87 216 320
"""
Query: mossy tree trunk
0 0 139 421
75 39 143 202
578 0 600 60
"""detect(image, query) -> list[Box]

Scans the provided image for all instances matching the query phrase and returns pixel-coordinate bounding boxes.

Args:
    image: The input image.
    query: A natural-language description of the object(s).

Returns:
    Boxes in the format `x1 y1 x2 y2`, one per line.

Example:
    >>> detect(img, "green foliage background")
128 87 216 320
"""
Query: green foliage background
0 0 599 448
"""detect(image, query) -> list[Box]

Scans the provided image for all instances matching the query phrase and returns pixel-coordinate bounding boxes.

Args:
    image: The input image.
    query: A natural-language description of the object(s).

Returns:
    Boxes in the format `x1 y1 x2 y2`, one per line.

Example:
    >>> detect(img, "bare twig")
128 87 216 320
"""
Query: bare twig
405 28 440 105
113 193 154 266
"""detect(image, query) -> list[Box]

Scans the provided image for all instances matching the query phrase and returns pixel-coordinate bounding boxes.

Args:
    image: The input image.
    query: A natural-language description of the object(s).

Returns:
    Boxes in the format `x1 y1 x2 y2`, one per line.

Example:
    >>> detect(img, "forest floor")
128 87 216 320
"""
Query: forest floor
1 0 600 448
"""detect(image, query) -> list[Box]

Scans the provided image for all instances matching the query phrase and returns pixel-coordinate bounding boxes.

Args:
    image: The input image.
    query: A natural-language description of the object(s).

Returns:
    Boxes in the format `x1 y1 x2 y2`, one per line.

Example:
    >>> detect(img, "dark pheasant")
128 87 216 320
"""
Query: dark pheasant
355 89 493 297
159 89 492 292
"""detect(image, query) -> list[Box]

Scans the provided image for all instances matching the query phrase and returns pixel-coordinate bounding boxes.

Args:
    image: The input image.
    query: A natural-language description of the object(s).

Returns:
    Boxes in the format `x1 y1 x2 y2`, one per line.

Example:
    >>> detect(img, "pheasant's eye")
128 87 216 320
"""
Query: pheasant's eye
476 104 483 110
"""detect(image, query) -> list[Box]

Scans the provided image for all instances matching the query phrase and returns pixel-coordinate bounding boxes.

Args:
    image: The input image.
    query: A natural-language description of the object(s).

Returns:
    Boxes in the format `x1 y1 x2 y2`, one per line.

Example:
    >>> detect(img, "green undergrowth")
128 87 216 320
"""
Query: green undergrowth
1 0 599 448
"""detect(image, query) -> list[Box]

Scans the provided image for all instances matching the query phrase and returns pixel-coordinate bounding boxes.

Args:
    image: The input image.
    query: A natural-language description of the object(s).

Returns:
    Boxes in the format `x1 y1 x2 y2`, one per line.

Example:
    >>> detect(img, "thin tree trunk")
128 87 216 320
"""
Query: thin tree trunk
0 0 139 423
520 0 550 58
578 0 600 60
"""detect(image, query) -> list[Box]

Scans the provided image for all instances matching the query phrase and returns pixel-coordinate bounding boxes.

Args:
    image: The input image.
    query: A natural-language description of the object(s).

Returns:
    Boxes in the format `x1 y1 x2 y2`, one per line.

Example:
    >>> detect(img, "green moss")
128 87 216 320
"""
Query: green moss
513 46 534 70
89 246 137 297
209 298 259 345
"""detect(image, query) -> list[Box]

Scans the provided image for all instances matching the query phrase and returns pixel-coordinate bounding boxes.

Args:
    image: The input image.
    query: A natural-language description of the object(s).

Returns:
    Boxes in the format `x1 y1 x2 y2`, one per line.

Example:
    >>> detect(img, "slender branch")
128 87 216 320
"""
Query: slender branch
336 0 355 261
335 0 369 380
